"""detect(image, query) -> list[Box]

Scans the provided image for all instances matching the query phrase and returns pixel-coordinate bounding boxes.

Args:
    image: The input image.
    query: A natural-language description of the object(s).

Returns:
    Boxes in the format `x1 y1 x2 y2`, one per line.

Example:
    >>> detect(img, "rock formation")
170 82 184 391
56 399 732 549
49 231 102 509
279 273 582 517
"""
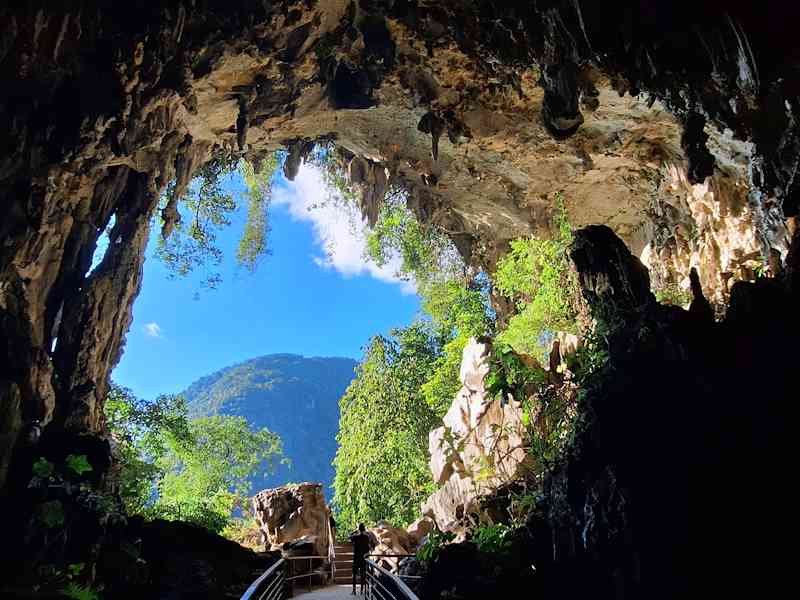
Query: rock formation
252 482 333 559
423 338 530 535
365 517 433 572
416 224 799 600
518 223 798 599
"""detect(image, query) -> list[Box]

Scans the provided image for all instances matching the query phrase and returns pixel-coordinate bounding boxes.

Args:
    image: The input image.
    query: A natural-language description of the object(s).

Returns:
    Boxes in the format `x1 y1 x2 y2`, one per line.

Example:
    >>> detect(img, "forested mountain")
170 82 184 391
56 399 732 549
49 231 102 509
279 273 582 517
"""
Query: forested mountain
184 354 356 498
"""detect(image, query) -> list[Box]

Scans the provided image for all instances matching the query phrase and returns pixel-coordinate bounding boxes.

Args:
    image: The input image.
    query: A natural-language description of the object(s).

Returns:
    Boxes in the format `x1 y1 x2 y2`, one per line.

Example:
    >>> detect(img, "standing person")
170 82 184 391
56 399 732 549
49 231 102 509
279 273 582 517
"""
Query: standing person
349 523 373 595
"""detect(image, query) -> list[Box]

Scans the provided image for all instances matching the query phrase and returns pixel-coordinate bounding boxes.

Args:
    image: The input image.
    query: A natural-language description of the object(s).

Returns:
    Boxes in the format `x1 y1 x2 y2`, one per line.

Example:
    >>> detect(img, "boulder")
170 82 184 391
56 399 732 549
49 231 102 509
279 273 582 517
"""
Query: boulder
406 517 435 546
423 338 531 535
251 482 332 558
369 522 416 572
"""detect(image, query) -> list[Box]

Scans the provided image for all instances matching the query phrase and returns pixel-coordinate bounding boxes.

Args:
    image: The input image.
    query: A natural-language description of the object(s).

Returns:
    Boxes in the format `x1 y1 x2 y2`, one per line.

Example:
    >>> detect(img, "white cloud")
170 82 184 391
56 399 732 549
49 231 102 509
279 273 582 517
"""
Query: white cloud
143 322 163 338
273 164 416 294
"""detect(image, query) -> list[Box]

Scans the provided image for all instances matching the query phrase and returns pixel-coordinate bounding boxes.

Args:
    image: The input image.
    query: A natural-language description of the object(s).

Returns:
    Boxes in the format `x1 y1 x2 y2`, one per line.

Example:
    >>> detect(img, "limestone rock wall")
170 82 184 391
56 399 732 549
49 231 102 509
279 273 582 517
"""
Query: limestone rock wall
642 161 786 309
252 482 332 558
423 338 529 535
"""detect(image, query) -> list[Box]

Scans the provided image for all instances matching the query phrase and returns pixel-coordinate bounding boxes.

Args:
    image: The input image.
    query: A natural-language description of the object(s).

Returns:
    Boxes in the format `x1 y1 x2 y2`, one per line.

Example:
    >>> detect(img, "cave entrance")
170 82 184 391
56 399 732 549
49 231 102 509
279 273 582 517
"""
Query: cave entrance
105 140 468 547
2 1 799 597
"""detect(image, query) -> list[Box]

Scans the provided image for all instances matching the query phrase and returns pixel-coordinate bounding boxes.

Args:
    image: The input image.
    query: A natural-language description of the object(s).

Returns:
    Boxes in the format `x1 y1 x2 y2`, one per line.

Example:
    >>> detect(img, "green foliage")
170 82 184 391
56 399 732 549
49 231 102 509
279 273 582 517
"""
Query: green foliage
66 563 86 578
485 342 547 404
472 523 512 555
366 199 462 286
105 384 284 534
154 415 284 532
182 361 277 416
653 282 691 306
508 490 539 528
183 354 355 495
421 278 490 342
237 154 282 271
420 332 471 417
416 529 455 564
105 384 192 515
32 457 54 478
333 325 441 533
156 155 238 288
61 582 100 600
156 153 282 288
419 278 493 416
494 196 578 360
37 500 65 529
65 454 93 477
566 331 610 384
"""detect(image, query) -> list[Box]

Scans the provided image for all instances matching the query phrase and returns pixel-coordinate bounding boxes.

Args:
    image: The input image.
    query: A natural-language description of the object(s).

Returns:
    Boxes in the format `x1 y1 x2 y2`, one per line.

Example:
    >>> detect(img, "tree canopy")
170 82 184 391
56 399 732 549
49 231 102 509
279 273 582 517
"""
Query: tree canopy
332 325 441 533
105 384 284 533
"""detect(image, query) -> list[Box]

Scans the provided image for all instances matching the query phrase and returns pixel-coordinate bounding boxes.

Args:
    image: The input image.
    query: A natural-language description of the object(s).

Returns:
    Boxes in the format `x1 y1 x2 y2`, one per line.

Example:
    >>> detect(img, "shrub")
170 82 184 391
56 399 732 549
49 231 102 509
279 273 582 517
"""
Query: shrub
472 523 512 555
417 530 456 564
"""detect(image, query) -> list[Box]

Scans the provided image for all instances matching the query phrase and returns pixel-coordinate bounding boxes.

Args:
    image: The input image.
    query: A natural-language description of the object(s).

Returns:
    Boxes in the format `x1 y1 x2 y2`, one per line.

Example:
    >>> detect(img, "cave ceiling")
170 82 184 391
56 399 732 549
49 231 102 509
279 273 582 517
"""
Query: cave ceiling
1 0 799 486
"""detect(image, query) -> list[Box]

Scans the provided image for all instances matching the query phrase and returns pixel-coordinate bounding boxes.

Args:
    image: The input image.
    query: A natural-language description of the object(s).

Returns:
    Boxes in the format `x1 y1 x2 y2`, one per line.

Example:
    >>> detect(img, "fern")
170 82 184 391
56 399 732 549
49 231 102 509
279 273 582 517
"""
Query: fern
61 582 100 600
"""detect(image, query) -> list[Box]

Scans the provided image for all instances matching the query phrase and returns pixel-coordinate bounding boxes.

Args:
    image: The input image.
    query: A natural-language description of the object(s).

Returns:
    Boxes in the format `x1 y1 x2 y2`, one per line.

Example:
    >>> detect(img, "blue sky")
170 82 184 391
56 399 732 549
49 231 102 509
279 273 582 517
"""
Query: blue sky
111 164 420 401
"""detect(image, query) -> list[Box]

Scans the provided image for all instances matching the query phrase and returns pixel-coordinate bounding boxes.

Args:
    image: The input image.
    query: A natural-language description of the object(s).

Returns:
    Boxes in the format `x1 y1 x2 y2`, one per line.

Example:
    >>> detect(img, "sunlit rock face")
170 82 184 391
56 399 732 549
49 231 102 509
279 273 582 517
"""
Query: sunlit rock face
642 161 787 309
423 338 529 535
368 519 432 571
251 482 333 558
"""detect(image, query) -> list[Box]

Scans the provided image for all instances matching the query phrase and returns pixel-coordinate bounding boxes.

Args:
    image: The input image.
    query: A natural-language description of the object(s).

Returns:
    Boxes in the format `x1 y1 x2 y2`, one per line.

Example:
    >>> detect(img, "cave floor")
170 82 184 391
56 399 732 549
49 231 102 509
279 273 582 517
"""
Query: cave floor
293 584 360 599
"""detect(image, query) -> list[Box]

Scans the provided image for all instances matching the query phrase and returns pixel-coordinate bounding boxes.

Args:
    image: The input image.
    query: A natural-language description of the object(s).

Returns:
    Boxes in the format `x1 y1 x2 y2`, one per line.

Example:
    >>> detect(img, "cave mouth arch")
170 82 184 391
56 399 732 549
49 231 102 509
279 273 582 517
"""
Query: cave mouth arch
1 1 799 597
1 0 798 452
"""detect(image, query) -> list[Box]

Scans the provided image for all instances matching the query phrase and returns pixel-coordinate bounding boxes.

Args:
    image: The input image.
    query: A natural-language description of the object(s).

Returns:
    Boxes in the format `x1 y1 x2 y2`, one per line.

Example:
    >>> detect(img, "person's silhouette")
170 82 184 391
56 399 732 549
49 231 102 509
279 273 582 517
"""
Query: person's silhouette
349 523 372 595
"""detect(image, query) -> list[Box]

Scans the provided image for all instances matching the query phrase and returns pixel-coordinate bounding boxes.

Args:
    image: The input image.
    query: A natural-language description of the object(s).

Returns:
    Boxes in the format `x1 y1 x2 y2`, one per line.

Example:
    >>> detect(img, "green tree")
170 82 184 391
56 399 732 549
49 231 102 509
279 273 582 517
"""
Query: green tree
156 155 239 288
237 153 282 271
105 385 284 533
494 196 578 360
105 384 191 514
153 415 284 533
362 192 494 417
333 325 440 533
366 198 462 286
419 278 493 416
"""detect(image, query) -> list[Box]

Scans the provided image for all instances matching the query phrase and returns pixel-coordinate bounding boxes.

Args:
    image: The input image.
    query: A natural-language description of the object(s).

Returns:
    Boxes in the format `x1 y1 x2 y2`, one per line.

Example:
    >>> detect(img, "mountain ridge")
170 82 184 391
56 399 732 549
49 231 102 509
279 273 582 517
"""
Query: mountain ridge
183 353 356 498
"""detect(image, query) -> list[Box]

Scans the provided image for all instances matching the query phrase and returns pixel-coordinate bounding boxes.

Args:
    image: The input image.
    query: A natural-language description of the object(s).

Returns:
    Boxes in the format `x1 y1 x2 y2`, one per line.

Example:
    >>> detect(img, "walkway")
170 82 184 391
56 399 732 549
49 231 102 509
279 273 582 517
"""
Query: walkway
294 584 359 599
